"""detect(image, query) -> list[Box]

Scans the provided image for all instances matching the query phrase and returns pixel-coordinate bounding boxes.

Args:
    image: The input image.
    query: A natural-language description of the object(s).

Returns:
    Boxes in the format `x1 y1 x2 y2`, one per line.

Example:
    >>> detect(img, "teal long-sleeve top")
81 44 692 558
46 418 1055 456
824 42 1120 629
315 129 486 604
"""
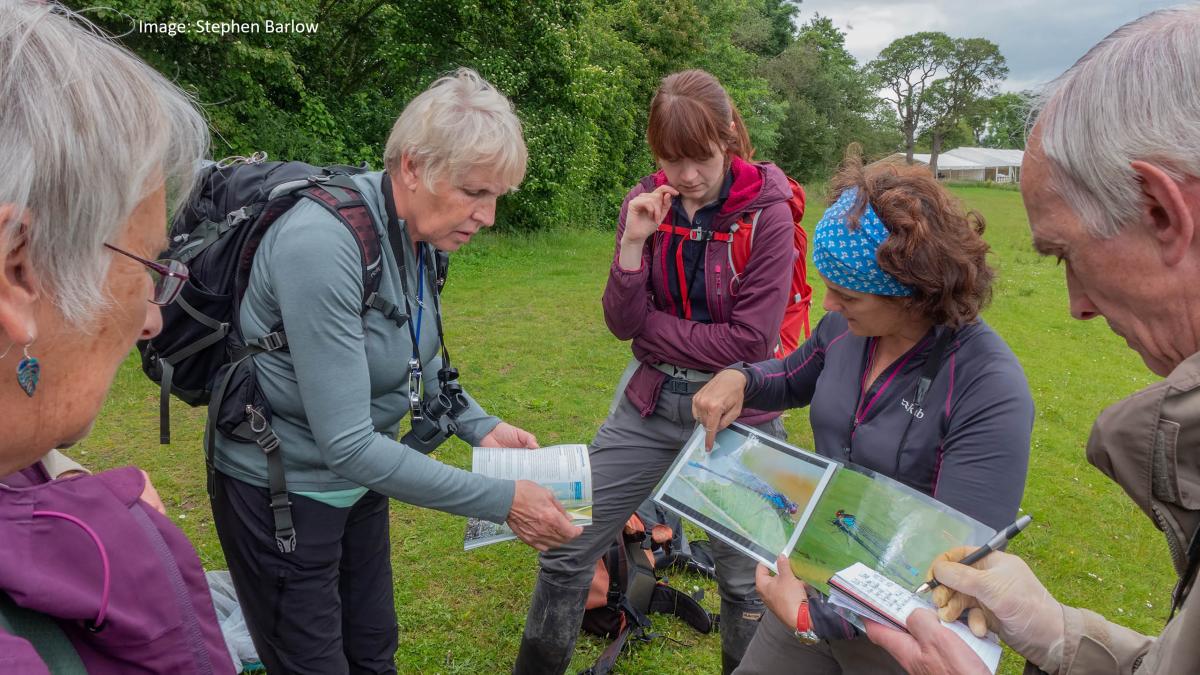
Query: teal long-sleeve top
211 172 514 522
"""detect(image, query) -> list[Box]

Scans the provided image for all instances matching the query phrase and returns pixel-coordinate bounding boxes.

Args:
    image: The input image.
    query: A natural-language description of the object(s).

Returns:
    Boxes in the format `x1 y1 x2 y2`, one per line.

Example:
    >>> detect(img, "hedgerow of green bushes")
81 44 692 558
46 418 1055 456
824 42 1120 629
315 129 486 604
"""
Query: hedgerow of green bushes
74 0 900 231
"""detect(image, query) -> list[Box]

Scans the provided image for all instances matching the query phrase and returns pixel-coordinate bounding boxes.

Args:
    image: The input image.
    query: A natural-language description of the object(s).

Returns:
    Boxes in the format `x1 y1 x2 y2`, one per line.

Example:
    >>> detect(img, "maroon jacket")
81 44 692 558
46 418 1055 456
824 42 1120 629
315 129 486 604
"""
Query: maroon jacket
0 465 232 674
603 156 795 423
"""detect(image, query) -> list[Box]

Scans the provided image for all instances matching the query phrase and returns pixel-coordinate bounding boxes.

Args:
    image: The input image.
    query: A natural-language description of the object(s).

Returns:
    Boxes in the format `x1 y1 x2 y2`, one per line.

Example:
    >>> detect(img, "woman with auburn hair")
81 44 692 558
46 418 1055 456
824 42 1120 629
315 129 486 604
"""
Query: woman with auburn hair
692 149 1034 674
516 69 801 674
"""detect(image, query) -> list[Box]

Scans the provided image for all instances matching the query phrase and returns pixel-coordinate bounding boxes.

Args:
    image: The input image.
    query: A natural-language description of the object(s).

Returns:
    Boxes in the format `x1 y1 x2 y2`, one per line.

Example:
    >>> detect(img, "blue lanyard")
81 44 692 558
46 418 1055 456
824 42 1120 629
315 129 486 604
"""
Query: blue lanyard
410 250 425 360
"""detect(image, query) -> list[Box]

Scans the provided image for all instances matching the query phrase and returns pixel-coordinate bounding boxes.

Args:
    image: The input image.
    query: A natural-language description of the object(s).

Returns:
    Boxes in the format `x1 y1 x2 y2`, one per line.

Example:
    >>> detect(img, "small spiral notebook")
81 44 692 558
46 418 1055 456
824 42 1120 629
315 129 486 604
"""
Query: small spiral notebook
829 562 1001 673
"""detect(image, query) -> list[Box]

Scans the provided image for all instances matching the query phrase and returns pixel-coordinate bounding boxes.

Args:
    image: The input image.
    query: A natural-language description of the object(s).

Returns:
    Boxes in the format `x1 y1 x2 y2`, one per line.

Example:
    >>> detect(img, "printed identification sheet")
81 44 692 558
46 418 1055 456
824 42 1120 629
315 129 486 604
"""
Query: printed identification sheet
464 444 592 550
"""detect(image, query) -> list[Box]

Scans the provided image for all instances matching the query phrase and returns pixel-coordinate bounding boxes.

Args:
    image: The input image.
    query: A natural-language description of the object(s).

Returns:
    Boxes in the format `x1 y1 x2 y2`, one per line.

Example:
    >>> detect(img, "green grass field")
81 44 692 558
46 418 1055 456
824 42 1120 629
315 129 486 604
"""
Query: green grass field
78 185 1169 673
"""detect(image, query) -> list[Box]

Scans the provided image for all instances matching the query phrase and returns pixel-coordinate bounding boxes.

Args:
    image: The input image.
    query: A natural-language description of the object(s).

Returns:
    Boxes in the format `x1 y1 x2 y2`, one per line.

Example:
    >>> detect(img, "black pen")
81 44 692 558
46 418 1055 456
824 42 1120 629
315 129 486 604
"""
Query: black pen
915 514 1032 594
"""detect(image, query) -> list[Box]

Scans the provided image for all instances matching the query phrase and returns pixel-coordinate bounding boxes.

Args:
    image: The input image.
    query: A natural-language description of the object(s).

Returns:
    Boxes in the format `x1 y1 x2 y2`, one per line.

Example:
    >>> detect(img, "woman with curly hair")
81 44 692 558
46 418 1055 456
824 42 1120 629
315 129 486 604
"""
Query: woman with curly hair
692 148 1034 673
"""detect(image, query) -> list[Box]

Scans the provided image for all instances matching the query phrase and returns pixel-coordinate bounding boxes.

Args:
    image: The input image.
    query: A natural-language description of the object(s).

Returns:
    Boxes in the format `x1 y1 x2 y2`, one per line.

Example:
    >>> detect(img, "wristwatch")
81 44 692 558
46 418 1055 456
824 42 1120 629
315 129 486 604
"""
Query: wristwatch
794 600 819 644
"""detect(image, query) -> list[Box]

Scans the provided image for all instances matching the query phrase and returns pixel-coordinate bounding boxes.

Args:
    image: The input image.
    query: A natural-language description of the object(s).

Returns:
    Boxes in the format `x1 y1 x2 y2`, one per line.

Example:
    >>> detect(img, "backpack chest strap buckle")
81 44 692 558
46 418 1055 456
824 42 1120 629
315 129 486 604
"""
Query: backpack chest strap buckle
655 223 733 243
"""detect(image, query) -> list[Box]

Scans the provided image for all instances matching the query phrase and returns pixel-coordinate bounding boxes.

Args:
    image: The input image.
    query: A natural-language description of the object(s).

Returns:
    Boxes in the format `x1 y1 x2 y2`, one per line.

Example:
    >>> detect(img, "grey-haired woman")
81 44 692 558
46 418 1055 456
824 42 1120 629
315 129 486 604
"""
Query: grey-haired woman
207 69 581 673
0 2 231 672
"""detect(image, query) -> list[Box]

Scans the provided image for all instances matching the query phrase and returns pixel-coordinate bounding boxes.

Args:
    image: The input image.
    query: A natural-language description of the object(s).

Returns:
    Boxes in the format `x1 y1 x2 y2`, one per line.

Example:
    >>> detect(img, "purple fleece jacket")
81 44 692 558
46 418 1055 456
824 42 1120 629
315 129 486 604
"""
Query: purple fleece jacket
0 465 232 674
603 156 796 423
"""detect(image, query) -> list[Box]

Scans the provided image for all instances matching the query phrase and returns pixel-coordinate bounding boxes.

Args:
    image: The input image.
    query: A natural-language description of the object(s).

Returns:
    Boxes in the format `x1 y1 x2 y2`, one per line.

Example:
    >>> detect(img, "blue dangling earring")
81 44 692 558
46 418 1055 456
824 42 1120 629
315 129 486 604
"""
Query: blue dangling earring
16 341 39 397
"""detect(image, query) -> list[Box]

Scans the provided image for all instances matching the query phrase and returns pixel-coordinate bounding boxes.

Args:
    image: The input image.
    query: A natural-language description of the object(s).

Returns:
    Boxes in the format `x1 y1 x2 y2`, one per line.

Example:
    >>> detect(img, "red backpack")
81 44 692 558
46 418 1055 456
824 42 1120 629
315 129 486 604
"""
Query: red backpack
580 510 713 674
657 176 811 357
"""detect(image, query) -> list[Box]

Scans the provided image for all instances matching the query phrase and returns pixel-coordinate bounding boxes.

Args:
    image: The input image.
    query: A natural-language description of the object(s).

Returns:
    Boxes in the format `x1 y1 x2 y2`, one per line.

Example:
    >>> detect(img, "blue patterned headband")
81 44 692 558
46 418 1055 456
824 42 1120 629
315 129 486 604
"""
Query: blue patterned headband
811 188 914 297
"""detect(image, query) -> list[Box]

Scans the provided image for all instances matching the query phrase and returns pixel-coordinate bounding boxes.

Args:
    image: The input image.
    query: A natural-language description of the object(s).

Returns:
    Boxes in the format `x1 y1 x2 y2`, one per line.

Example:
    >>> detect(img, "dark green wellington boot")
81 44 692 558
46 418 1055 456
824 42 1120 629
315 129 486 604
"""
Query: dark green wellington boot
513 575 590 675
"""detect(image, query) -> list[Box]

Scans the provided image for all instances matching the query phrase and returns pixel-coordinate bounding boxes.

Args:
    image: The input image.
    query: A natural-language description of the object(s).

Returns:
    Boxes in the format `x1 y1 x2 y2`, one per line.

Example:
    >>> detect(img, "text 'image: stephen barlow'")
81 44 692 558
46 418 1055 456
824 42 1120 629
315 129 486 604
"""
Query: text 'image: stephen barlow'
137 19 320 37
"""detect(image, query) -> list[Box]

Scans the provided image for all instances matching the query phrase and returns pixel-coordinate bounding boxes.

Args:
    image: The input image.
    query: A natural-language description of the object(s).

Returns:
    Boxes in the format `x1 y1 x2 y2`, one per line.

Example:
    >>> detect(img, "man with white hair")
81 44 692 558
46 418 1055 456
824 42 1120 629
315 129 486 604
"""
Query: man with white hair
865 6 1200 674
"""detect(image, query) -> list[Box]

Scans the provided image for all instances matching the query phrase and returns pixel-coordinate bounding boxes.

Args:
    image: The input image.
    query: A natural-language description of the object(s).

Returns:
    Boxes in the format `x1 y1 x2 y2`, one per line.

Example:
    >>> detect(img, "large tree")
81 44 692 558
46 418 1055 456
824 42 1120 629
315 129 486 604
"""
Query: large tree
756 0 803 56
968 91 1033 149
922 37 1008 174
762 15 896 180
868 32 953 164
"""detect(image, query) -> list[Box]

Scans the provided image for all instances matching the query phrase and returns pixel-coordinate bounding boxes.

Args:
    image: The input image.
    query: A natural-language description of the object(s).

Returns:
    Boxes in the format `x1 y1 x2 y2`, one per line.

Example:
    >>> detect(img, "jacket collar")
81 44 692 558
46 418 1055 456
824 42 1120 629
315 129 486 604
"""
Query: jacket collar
647 156 785 227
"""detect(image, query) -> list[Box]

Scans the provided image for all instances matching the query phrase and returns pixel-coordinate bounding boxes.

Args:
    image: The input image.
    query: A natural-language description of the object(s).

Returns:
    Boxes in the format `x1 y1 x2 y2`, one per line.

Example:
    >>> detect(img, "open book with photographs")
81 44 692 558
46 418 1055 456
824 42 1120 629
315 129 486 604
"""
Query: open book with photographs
652 423 1002 670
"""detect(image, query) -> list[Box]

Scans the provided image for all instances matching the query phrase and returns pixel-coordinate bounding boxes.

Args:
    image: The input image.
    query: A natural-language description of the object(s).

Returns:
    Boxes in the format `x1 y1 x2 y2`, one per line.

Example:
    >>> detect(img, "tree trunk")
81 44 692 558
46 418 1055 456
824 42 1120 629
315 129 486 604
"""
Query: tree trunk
929 132 944 178
904 124 916 164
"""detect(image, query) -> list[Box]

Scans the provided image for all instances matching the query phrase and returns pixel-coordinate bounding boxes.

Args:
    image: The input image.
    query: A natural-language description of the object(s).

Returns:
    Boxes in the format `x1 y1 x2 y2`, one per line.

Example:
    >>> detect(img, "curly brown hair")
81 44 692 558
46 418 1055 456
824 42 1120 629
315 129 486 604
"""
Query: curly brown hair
828 146 994 328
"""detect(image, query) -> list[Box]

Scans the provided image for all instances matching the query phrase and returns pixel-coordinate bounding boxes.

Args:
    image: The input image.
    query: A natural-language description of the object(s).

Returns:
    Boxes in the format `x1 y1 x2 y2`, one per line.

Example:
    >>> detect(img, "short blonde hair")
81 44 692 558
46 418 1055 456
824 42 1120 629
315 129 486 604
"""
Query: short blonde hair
383 68 527 192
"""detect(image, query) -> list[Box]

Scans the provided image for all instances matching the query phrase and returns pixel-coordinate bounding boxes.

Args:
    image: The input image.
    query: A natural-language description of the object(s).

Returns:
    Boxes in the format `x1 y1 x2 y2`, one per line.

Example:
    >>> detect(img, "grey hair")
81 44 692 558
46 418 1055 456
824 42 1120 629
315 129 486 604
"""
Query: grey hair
1031 6 1200 239
383 67 527 192
0 1 208 325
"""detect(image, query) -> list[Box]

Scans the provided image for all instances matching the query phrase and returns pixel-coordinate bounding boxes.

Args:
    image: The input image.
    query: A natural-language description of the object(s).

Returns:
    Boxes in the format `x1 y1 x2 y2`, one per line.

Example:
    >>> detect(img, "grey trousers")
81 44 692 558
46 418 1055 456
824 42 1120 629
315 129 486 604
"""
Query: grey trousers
538 387 786 606
734 610 906 675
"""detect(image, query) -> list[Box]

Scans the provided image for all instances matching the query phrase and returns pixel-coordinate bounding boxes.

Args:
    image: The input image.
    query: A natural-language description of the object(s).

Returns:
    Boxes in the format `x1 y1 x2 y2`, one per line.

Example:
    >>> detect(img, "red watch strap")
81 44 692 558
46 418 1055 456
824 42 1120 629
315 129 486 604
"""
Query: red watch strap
796 600 812 632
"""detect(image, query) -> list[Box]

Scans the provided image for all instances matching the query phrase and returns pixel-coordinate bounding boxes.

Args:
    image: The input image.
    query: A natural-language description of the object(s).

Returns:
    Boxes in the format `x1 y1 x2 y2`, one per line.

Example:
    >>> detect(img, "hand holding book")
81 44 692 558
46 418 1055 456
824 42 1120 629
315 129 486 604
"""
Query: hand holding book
464 445 592 551
864 608 996 675
830 563 1001 672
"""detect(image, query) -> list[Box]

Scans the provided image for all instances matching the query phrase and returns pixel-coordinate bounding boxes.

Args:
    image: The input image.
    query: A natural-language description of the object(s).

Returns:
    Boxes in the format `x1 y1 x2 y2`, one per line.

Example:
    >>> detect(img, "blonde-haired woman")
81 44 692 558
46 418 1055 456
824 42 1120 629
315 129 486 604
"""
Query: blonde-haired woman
208 69 580 673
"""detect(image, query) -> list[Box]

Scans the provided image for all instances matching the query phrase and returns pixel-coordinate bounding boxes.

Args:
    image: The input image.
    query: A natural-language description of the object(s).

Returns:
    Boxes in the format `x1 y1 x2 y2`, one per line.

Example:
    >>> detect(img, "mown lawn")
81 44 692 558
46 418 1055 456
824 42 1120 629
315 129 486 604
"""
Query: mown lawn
80 185 1169 673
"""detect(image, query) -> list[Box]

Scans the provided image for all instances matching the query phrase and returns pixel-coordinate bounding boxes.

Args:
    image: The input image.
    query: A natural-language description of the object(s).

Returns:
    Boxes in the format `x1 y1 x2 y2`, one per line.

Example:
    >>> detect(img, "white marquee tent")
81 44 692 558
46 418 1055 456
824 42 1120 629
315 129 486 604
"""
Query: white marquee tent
887 147 1024 183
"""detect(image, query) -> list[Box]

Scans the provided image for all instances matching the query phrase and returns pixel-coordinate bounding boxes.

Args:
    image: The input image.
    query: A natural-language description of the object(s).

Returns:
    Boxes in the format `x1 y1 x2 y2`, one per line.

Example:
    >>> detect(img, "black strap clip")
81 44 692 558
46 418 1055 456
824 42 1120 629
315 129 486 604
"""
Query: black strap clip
365 292 409 329
259 331 288 352
662 377 701 395
273 525 297 554
255 429 281 455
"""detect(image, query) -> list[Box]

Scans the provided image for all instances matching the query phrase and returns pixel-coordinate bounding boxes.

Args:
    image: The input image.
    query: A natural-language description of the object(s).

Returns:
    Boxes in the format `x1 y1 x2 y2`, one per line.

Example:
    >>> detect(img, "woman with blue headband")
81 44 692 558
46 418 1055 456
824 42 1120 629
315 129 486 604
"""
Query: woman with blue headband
693 150 1034 674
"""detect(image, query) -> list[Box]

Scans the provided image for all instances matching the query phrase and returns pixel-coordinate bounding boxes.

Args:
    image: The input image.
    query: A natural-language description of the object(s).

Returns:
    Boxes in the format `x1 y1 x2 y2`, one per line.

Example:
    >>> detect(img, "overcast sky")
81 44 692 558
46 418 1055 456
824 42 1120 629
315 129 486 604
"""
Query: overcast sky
794 1 1183 92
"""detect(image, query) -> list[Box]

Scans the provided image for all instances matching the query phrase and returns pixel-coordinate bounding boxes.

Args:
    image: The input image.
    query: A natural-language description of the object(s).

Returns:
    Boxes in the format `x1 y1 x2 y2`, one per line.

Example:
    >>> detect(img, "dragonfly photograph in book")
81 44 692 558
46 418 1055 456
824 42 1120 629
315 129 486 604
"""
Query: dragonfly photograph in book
671 430 827 557
789 467 993 594
831 509 921 581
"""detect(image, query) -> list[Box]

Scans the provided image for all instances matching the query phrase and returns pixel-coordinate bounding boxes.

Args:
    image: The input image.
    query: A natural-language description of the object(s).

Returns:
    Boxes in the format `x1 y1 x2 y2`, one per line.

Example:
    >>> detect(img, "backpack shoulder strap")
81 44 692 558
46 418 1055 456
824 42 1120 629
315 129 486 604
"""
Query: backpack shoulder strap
730 176 807 278
728 208 762 279
309 175 412 330
298 180 385 313
0 592 86 674
624 536 658 616
648 583 714 633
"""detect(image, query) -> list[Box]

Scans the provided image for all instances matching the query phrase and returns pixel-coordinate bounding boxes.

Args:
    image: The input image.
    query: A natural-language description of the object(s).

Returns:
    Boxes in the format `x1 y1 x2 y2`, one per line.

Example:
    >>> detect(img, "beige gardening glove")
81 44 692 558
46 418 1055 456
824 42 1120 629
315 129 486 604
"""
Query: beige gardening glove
928 546 1066 673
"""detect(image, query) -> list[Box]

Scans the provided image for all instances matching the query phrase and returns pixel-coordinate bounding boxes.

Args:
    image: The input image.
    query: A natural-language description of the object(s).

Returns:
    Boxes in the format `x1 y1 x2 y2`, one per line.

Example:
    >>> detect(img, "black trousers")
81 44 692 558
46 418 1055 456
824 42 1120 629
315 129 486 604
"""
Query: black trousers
211 471 398 674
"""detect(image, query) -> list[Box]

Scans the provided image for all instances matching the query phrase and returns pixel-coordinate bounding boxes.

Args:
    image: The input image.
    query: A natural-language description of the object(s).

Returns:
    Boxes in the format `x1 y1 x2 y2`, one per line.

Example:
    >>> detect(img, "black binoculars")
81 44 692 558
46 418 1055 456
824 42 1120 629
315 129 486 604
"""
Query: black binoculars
400 368 471 454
